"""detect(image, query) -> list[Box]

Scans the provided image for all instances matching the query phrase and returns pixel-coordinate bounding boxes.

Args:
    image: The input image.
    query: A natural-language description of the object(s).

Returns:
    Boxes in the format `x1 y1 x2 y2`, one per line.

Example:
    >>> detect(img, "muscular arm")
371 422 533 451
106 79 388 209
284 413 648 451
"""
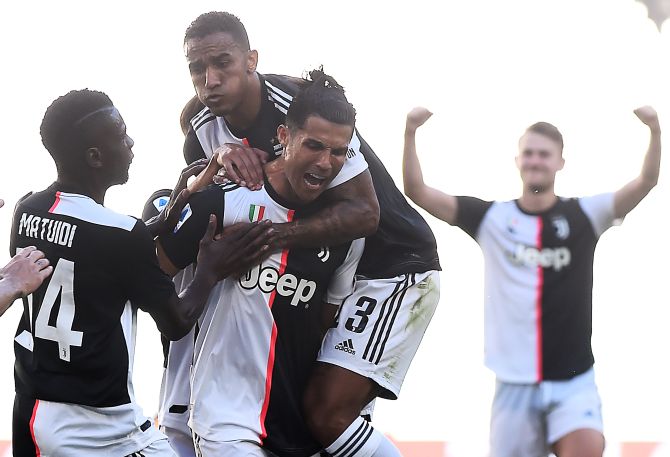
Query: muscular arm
271 170 379 249
613 106 661 219
403 107 459 225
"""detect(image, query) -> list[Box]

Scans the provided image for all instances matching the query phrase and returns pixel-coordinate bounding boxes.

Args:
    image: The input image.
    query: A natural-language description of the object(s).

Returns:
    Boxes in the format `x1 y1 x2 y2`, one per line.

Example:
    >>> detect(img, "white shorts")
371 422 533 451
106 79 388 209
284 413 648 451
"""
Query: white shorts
318 271 440 398
193 435 270 457
490 367 604 457
14 394 174 457
161 425 195 457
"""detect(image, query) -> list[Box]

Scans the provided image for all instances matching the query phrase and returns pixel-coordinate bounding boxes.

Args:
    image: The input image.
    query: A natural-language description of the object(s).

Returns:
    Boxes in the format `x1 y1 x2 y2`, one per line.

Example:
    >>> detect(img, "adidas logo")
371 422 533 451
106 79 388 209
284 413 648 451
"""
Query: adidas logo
335 339 355 355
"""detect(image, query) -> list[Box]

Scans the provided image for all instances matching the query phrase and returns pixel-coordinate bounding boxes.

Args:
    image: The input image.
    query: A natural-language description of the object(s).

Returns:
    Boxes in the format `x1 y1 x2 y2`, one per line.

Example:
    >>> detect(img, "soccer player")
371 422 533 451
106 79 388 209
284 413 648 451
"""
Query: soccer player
10 89 272 456
157 69 364 457
178 12 441 457
401 106 661 457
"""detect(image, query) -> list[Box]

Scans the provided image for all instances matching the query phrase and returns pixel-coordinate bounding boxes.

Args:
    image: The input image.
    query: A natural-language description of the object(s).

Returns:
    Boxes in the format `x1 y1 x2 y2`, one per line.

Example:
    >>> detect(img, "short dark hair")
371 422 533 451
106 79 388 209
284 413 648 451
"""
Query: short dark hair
184 12 250 50
40 89 114 172
286 68 356 132
525 121 564 152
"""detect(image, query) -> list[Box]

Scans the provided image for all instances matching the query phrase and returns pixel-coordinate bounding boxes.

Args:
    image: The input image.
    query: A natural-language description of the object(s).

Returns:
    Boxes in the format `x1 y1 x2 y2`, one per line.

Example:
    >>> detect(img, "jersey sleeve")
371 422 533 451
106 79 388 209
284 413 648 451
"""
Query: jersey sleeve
184 126 207 165
119 221 177 313
455 196 494 240
158 186 224 270
578 193 617 237
326 129 369 189
325 238 365 306
141 189 172 223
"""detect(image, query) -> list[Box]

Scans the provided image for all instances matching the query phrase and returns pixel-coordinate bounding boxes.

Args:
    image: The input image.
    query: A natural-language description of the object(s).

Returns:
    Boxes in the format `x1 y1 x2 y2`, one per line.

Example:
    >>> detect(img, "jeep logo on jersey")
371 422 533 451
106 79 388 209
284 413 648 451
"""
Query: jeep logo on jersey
509 244 571 271
551 216 570 240
239 263 317 307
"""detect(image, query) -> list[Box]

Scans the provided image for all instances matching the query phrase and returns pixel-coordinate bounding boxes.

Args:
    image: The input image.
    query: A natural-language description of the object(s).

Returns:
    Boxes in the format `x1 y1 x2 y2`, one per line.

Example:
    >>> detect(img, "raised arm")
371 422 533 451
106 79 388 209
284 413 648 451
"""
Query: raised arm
403 107 459 225
613 106 661 219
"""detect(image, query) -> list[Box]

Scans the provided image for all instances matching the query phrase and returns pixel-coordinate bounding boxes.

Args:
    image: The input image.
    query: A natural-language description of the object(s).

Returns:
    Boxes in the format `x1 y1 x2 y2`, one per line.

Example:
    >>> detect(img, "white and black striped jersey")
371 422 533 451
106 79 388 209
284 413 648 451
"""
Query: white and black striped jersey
9 183 176 408
183 73 440 279
455 194 616 382
159 182 363 457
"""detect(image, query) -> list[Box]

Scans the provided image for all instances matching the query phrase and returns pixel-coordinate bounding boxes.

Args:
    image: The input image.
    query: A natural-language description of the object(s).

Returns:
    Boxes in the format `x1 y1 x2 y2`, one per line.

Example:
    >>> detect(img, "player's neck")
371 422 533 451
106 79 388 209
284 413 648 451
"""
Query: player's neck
517 186 558 213
224 73 262 131
55 175 107 205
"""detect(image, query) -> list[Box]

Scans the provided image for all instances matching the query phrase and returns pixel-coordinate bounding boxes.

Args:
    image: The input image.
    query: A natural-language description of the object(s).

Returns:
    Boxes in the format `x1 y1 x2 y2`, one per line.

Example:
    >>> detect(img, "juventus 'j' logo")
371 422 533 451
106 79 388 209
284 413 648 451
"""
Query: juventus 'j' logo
317 247 330 263
551 216 570 240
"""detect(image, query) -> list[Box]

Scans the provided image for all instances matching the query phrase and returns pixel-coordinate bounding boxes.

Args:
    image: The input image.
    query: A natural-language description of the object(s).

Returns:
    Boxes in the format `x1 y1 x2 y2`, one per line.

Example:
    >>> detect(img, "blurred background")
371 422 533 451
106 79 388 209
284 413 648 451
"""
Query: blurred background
0 0 669 455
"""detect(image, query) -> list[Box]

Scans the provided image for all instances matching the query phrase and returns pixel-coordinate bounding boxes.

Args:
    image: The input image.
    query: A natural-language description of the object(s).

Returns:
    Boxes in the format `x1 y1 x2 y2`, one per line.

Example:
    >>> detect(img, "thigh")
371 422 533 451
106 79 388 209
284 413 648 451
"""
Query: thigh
490 380 549 457
546 368 603 447
318 271 440 399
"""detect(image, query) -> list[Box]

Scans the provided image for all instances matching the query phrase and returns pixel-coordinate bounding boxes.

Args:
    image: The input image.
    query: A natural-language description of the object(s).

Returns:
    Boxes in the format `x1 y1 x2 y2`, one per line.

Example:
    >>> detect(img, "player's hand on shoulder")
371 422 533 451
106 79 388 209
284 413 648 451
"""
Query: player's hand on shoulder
213 143 268 191
197 216 273 280
147 159 208 238
634 106 660 131
1 246 52 298
406 107 433 132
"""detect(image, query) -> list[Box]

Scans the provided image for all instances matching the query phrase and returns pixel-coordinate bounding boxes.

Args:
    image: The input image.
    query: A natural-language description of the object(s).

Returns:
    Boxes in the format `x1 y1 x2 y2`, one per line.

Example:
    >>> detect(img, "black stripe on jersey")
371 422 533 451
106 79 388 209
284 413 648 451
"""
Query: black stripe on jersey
217 182 241 193
362 276 407 362
265 80 293 107
191 107 212 126
194 114 216 132
331 420 371 457
374 273 417 364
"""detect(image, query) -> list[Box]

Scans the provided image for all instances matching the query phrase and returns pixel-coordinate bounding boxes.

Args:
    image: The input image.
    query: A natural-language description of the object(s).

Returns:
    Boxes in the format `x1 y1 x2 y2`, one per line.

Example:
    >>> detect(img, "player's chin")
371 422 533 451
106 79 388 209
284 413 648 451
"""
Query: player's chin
296 181 328 203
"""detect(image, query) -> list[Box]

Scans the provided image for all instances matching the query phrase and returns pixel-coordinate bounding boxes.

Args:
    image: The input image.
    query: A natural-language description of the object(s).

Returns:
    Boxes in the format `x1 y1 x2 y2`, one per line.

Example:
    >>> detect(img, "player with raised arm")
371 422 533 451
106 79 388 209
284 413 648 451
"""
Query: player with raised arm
10 89 271 457
157 69 365 457
402 106 661 457
176 12 441 457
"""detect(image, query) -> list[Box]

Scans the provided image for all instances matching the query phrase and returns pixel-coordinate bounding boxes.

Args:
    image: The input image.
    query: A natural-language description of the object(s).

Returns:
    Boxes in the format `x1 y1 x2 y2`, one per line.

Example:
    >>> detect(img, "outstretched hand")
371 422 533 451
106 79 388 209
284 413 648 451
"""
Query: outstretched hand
406 107 433 132
197 216 273 281
187 143 269 193
1 246 52 298
148 159 208 238
634 106 660 130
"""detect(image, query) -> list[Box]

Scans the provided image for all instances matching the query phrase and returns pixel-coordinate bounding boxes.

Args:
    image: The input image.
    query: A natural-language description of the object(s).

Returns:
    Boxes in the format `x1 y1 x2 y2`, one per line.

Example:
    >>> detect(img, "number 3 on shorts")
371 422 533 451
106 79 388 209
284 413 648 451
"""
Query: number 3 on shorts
33 258 83 362
344 296 377 333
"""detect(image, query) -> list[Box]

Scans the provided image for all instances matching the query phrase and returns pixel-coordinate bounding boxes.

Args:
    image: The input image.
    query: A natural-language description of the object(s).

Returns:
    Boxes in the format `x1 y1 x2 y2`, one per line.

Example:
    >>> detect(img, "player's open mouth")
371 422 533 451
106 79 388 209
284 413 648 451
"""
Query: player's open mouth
303 173 326 189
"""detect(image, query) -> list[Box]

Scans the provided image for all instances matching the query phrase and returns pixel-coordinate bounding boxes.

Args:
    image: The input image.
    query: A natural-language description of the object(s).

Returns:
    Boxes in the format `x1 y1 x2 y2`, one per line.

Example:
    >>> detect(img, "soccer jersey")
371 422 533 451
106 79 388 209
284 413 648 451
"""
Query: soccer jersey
10 183 177 455
183 73 440 279
159 182 363 457
455 194 616 382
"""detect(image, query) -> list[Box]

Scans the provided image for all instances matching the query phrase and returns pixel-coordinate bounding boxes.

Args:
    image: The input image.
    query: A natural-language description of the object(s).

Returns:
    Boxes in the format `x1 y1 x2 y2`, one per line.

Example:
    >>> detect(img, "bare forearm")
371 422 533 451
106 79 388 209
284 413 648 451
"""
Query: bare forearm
0 281 19 317
641 126 661 186
272 199 377 249
403 127 427 200
158 270 217 341
177 271 217 328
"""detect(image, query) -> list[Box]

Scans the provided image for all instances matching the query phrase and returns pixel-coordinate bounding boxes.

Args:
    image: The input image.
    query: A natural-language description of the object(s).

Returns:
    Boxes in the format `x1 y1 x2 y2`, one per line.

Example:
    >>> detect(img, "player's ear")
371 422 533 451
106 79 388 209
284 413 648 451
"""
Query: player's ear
246 49 258 74
277 124 289 149
85 147 104 169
